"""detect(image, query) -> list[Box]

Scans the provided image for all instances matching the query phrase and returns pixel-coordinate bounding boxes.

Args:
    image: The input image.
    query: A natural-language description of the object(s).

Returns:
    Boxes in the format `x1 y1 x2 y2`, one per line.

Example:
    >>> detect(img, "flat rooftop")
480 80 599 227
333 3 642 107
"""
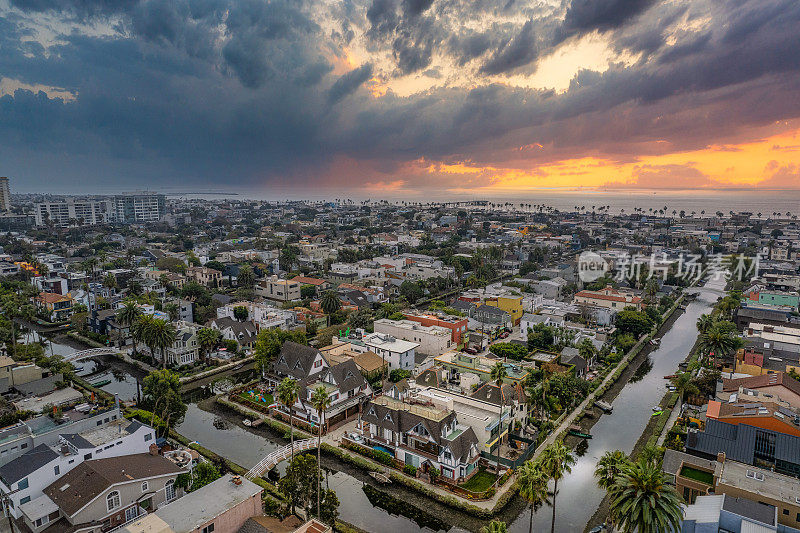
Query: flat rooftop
155 474 261 533
371 394 450 422
716 459 800 506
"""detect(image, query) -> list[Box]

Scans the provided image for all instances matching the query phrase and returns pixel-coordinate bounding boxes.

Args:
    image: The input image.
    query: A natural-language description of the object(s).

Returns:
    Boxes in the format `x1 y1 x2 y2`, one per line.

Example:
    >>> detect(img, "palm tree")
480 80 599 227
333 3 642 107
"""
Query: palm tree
116 300 143 351
133 315 155 361
594 450 629 491
695 314 714 335
699 323 742 366
277 377 300 465
319 291 341 321
480 520 507 533
149 318 177 368
196 327 221 362
517 460 549 533
310 385 331 520
670 371 699 410
539 441 575 533
490 362 508 481
608 458 683 533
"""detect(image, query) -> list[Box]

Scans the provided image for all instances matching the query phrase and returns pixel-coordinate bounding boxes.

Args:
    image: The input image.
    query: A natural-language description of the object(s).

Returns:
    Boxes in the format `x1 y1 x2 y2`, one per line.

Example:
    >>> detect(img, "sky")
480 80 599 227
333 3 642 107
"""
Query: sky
1 0 799 197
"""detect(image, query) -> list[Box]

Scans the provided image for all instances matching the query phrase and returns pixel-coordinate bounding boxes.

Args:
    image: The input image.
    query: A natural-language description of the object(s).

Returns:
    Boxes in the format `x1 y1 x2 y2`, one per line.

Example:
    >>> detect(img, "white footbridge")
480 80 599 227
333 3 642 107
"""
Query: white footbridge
245 438 317 479
64 347 124 363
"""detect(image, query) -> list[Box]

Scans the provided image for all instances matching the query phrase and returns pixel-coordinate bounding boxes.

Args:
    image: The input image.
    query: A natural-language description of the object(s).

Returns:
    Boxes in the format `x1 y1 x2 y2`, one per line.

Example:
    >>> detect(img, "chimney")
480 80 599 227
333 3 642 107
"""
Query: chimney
717 451 726 463
149 443 159 456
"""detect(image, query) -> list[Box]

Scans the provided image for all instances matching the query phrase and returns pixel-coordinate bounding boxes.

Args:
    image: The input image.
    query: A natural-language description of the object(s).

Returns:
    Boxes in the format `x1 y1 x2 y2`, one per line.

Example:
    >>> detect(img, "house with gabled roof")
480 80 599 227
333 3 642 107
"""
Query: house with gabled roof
360 394 480 482
270 342 372 429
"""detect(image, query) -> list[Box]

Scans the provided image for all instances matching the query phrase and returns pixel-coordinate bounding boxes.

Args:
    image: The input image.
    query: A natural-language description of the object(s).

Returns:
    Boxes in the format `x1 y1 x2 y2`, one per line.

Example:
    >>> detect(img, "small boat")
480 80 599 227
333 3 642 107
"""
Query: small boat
243 419 252 427
567 425 592 439
90 379 111 387
595 400 613 413
369 471 391 484
652 410 664 417
650 338 661 346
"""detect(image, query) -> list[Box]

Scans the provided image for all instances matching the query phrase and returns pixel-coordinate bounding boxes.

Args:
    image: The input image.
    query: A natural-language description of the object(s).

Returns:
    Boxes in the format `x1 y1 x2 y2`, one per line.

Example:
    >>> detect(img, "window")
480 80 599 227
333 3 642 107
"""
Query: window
165 480 176 502
17 478 28 490
202 524 215 533
84 453 92 460
107 491 120 512
54 465 60 476
20 443 27 449
141 481 149 492
20 496 30 505
125 506 140 522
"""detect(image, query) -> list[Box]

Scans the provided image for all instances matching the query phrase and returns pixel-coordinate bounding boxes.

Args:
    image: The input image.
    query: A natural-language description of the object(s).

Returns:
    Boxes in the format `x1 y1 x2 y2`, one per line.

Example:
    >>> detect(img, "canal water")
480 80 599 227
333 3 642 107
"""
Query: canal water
37 276 725 532
505 276 726 533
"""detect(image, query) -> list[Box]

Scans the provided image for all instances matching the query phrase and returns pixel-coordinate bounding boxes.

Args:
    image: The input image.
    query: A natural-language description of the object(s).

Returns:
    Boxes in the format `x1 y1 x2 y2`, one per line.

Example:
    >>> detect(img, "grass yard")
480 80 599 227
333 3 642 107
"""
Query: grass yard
239 390 273 406
459 468 496 493
680 465 714 485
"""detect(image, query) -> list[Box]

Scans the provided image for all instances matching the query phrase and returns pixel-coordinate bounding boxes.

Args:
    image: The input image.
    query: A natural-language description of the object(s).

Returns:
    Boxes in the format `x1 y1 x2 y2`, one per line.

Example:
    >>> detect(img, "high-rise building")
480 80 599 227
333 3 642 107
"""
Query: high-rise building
111 192 166 223
34 198 113 226
0 177 10 211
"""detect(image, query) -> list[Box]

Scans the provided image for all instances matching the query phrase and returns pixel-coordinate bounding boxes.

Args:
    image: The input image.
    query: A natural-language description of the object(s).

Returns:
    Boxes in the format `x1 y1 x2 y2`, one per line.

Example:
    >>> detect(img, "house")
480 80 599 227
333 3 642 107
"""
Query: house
719 372 800 410
161 321 200 366
681 494 790 533
186 266 222 288
290 276 331 295
559 346 590 377
574 285 643 312
337 332 417 372
34 292 74 321
401 313 468 348
205 317 257 350
434 352 533 385
360 394 480 482
256 276 301 302
237 517 331 533
704 399 800 437
154 474 262 533
31 453 185 533
0 419 156 520
270 342 372 429
0 356 46 387
216 301 296 331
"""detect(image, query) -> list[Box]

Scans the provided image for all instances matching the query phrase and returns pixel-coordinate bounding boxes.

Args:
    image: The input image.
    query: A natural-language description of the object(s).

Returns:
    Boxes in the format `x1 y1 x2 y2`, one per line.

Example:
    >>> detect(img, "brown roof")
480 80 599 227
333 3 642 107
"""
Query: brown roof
44 454 184 517
36 292 72 304
291 276 327 286
352 351 386 373
722 372 800 397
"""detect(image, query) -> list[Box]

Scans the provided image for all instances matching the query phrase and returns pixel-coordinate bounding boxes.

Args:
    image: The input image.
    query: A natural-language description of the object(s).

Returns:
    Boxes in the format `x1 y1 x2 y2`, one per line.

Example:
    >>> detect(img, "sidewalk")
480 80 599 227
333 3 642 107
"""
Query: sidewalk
656 402 682 447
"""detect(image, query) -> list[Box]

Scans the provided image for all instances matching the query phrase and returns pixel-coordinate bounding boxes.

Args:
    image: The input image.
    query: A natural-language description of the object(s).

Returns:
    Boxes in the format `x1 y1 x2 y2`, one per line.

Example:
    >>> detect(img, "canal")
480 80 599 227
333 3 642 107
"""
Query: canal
37 276 725 532
504 276 726 533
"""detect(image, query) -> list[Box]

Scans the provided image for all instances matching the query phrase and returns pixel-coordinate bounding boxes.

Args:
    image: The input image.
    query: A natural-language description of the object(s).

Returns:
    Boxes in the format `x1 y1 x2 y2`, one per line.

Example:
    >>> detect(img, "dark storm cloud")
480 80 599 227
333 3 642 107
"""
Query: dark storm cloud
562 0 657 33
328 64 374 103
1 0 800 190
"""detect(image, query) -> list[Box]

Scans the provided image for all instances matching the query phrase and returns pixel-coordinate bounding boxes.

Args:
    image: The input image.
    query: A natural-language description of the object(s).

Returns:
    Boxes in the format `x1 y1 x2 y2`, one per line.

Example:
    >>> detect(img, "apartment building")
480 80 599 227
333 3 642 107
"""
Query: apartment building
373 319 453 356
402 313 468 348
111 193 166 223
256 276 301 302
574 285 643 312
0 177 10 211
35 199 113 226
185 266 222 288
343 332 417 371
216 301 295 330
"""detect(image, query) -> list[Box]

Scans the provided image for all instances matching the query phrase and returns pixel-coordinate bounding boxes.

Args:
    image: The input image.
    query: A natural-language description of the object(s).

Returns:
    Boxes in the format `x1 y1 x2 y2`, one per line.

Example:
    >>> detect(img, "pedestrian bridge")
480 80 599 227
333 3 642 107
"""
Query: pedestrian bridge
246 438 317 479
64 347 124 363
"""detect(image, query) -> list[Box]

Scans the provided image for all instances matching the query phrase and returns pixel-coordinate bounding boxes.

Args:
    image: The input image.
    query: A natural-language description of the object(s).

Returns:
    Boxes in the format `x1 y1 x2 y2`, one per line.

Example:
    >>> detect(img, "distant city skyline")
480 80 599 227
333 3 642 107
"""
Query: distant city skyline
1 0 798 194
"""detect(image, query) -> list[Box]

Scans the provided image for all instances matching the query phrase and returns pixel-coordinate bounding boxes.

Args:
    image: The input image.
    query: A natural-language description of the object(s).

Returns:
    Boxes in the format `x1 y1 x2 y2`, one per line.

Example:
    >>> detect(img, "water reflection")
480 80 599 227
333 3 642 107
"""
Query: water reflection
363 484 451 532
629 355 653 383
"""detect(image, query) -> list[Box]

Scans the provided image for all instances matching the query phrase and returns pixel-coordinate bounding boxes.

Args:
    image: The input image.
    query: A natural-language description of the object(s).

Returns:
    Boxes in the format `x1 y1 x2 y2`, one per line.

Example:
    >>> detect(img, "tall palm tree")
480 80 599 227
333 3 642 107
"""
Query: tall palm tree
149 318 177 368
133 315 155 361
277 377 300 465
480 520 507 533
608 458 683 533
319 291 341 315
699 323 742 366
539 441 575 533
116 300 143 351
490 362 508 481
517 460 549 533
310 385 331 520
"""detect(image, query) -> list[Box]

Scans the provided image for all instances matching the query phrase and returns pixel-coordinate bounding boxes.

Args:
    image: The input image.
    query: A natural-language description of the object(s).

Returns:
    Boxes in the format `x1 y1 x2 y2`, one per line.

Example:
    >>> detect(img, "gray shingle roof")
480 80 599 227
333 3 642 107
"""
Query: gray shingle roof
0 444 58 485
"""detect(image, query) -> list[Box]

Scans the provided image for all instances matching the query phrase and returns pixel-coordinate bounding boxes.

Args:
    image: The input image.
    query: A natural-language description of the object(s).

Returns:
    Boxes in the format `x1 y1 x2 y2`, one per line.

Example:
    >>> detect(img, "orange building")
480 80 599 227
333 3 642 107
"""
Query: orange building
706 400 800 438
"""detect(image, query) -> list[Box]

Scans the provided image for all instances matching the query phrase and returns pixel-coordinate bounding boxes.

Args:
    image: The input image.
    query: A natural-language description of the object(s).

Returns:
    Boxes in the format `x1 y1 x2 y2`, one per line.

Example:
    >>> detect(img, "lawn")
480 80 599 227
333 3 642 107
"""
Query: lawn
459 469 496 493
239 390 273 406
680 465 714 485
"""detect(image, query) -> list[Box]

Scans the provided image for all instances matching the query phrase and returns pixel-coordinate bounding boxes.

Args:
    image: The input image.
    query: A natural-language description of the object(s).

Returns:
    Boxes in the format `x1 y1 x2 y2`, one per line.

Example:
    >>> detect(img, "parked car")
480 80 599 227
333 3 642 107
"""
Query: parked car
463 347 478 355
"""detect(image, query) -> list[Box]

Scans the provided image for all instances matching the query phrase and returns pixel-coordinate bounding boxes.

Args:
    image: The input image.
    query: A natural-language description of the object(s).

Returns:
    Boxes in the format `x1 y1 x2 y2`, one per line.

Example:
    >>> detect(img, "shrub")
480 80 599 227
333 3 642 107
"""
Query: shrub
403 464 417 476
373 450 394 465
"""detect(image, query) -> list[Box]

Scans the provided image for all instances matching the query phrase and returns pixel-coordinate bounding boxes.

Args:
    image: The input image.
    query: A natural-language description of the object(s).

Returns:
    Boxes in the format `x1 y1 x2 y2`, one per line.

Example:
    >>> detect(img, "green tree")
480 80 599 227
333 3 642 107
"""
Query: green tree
539 441 575 533
233 305 249 322
517 460 549 533
189 461 220 491
608 458 683 533
148 317 177 368
300 284 317 299
489 342 528 361
696 314 714 335
527 324 554 351
348 309 373 331
490 362 508 481
278 454 318 515
253 328 307 376
310 385 331 520
699 321 743 366
142 369 186 435
164 302 180 322
116 300 142 352
399 281 423 304
615 309 654 337
670 371 700 408
103 272 117 290
594 450 629 491
196 327 221 362
277 377 300 468
320 291 341 315
319 489 339 526
237 264 255 289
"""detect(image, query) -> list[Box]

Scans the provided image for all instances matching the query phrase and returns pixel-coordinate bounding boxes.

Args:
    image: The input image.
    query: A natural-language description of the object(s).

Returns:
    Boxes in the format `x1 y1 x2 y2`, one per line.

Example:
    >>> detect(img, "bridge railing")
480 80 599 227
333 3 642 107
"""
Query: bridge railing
246 438 317 479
